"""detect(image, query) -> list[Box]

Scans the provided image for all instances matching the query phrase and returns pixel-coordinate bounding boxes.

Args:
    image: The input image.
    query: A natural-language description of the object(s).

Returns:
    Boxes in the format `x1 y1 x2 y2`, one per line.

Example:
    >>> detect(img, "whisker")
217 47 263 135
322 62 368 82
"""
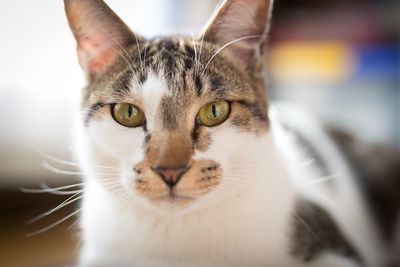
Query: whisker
26 193 83 225
191 34 198 77
143 39 149 66
41 161 119 176
22 183 84 195
21 183 83 194
202 34 263 75
308 173 339 184
223 175 251 180
223 164 258 170
161 71 174 80
102 184 125 193
197 0 225 74
32 146 80 167
32 145 117 170
221 171 253 176
100 28 140 81
39 189 83 196
223 180 255 190
107 186 129 197
67 217 81 232
21 188 82 195
299 158 315 168
217 185 239 195
223 167 256 171
293 213 320 241
222 172 252 178
71 234 83 260
21 177 117 195
27 209 82 237
132 31 144 75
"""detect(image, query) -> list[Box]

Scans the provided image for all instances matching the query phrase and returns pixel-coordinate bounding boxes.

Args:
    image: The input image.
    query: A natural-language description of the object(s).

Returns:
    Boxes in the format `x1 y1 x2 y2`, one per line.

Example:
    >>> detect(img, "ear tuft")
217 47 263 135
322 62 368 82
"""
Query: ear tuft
200 0 273 72
64 0 141 80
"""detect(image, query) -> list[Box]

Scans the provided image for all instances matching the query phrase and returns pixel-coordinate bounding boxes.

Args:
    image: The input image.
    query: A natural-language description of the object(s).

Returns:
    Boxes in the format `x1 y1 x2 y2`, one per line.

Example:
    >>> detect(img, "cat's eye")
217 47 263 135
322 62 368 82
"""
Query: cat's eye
111 103 145 127
197 101 231 127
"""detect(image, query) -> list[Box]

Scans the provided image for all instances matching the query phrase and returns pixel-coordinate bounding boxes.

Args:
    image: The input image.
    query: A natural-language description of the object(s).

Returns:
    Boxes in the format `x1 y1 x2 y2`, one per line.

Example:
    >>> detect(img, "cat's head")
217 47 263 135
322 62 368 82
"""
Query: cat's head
65 0 272 212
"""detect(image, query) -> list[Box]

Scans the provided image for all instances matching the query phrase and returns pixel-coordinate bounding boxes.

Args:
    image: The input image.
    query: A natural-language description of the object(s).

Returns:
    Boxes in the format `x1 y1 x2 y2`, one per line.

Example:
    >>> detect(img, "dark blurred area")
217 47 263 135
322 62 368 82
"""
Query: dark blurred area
0 0 399 266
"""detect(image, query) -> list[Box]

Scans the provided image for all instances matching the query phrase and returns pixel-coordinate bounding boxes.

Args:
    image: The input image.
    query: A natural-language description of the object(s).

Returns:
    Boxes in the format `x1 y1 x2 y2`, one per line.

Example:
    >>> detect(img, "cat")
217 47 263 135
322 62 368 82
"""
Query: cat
63 0 387 266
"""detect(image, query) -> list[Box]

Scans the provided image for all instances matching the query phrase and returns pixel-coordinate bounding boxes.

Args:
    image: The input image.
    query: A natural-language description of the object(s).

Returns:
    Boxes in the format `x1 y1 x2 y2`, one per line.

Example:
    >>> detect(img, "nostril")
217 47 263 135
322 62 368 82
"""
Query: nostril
151 165 190 188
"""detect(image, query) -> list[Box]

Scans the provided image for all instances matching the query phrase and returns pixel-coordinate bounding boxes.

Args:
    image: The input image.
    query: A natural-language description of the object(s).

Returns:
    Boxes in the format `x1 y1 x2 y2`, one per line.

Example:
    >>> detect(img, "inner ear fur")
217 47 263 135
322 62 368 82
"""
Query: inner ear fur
200 0 273 72
64 0 144 81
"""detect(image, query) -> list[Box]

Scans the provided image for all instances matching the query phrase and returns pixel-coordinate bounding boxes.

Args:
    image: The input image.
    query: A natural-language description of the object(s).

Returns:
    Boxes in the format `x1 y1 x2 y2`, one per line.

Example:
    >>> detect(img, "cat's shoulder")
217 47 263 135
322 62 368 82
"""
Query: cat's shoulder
290 199 360 264
270 102 386 267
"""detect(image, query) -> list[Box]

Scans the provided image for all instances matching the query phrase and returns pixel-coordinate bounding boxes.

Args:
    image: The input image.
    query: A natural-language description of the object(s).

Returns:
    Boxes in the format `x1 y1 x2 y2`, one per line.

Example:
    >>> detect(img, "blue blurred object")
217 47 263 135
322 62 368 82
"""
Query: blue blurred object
353 44 400 79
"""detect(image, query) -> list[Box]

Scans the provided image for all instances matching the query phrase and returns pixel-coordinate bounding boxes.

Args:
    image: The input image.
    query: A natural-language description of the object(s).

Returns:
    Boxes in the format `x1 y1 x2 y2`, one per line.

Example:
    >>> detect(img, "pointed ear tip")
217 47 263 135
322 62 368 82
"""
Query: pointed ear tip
64 0 83 4
64 0 88 13
64 0 77 16
63 0 74 8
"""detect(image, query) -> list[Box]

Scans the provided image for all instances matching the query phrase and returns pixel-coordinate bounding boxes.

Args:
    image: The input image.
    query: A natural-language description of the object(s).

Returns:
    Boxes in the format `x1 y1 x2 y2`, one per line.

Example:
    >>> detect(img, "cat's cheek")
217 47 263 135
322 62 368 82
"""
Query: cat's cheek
87 117 145 158
194 125 258 165
82 117 147 193
194 126 267 195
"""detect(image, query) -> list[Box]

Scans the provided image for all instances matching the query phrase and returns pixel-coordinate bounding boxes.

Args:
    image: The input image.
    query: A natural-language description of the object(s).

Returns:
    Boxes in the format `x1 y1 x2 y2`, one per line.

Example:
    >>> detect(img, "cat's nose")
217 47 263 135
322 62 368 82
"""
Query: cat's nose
152 165 190 188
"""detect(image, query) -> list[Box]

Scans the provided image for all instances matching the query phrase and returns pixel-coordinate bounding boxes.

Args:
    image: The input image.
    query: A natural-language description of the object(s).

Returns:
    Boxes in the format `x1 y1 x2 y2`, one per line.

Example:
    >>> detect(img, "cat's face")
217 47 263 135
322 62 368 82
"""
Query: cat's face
66 0 271 211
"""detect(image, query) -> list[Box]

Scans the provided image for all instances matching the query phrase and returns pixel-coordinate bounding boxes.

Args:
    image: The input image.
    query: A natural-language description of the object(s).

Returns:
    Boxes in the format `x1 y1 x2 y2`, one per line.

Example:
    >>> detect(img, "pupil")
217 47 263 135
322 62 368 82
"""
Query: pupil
212 104 217 117
127 105 133 117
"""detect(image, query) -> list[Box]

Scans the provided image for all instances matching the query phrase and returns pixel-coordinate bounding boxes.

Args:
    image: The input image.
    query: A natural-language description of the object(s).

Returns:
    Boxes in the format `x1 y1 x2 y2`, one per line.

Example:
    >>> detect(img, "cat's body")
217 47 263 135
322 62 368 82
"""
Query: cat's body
63 0 386 266
76 101 382 267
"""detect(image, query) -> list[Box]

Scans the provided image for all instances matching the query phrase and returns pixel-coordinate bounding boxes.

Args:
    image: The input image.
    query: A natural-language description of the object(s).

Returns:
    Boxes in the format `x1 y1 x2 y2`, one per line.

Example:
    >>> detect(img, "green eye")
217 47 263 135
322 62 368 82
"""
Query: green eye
111 103 145 127
197 100 230 127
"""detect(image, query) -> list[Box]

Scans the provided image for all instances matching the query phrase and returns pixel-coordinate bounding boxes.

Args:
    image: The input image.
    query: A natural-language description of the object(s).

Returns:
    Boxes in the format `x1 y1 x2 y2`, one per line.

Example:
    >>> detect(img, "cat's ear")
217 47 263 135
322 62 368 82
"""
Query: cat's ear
200 0 273 72
64 0 140 80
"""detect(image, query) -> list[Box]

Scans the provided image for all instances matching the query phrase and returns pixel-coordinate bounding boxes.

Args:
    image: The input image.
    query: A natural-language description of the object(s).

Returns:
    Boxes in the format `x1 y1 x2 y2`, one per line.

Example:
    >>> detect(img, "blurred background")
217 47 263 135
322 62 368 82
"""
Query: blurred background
0 0 398 266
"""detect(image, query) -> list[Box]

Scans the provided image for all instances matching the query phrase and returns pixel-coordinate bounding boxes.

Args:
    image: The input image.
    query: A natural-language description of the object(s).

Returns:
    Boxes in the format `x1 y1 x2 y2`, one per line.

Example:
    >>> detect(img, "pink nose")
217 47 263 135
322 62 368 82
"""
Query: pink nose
152 165 190 188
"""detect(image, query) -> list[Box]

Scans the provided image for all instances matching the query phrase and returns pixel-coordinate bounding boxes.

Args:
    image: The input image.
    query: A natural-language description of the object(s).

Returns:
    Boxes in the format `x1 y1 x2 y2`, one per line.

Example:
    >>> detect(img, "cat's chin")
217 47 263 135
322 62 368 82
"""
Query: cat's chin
143 193 198 212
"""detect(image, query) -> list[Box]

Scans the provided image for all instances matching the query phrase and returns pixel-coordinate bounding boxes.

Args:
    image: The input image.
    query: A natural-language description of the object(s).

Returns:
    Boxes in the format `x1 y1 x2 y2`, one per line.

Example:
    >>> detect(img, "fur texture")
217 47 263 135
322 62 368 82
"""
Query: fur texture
63 0 386 266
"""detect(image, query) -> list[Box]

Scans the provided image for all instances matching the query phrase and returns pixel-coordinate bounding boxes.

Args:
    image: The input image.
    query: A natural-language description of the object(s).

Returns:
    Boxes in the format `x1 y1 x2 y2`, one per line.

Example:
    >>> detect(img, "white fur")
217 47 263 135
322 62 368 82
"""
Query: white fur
75 74 382 266
140 73 168 131
78 125 297 265
271 103 386 267
79 133 297 267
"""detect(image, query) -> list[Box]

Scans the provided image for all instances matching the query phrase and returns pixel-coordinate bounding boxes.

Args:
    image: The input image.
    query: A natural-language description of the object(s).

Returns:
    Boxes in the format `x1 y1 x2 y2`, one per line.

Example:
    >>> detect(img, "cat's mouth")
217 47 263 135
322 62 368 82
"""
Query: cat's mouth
143 191 199 209
132 159 222 209
152 192 196 204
